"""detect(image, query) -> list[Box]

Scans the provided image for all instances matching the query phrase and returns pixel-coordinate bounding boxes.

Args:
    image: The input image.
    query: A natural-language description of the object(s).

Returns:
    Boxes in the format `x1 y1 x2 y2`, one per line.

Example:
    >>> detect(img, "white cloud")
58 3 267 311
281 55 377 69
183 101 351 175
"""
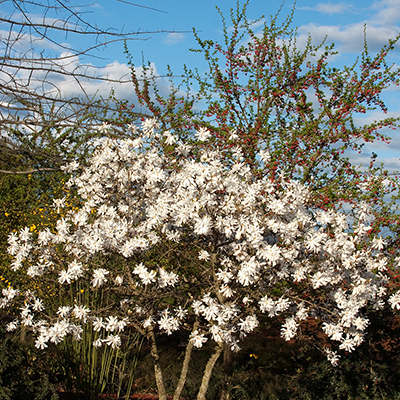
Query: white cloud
0 28 62 54
299 2 351 14
42 59 173 104
370 0 400 25
245 1 400 63
163 32 186 45
316 2 349 14
296 21 399 54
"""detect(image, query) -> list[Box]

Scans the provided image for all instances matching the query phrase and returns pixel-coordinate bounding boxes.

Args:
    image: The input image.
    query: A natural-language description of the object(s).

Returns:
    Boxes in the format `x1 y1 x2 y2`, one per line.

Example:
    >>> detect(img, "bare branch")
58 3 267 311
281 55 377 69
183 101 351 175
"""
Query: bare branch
115 0 168 14
0 0 184 174
0 168 58 174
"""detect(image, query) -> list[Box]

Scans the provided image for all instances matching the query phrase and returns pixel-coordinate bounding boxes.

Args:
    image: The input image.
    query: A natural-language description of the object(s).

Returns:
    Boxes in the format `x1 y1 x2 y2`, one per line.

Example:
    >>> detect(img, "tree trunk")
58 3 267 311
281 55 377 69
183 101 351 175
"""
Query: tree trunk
196 342 224 400
20 325 26 345
147 327 168 400
173 321 199 400
219 344 233 400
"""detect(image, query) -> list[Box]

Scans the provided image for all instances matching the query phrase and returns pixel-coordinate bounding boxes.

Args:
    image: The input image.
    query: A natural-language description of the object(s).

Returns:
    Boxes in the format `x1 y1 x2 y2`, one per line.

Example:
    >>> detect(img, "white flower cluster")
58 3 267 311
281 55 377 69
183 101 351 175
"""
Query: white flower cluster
3 119 399 361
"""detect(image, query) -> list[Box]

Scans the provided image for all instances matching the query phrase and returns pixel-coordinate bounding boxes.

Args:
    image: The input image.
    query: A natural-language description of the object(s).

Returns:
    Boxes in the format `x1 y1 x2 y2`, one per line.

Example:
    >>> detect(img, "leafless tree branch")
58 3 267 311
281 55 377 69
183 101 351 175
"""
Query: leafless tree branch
0 167 57 174
0 0 183 174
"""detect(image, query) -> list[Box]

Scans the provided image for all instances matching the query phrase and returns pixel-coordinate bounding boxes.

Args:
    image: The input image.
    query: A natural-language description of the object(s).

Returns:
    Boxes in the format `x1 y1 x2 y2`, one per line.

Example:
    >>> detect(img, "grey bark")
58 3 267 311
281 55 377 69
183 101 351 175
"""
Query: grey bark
196 342 224 400
173 321 199 400
147 326 168 400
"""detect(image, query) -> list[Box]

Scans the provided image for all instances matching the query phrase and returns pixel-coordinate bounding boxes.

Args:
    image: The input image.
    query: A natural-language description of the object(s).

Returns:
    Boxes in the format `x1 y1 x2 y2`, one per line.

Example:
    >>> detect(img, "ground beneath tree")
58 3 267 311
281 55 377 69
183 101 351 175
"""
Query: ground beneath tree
57 391 187 399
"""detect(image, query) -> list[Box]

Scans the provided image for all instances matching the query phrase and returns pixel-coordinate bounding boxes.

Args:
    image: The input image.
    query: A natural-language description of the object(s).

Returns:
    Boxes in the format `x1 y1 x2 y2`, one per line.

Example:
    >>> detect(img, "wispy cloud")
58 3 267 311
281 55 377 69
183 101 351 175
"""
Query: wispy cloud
299 2 352 14
163 32 185 45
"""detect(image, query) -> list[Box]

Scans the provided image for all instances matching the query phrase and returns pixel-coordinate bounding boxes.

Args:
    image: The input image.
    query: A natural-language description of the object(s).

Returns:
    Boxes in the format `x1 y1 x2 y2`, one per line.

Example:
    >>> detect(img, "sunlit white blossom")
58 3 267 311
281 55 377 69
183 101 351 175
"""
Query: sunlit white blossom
105 334 121 349
73 305 90 322
91 268 109 288
325 348 341 366
190 330 208 348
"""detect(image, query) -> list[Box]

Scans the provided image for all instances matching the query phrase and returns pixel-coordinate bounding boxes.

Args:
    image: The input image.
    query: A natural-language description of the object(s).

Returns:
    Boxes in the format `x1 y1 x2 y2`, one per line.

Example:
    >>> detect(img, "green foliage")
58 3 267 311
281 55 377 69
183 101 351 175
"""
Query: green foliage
0 322 59 400
288 308 400 400
57 325 143 400
0 171 65 241
0 311 143 400
111 319 400 399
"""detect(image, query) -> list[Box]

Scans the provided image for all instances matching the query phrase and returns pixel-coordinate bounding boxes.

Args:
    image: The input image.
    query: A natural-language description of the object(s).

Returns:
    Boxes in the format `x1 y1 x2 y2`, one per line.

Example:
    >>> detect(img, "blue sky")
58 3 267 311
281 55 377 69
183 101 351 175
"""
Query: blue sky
75 0 400 72
1 0 400 170
68 0 400 68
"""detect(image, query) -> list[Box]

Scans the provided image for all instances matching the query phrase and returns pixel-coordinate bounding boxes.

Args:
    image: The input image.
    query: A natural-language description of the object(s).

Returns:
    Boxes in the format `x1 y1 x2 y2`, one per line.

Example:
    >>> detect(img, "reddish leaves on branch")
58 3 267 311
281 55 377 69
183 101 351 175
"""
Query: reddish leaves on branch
124 1 400 243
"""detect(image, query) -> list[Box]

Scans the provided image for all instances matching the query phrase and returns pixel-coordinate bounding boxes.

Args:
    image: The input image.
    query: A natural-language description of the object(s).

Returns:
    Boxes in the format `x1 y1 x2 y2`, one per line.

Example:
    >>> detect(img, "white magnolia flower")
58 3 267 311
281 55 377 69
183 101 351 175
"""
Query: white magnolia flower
91 268 109 288
192 300 204 315
105 316 119 332
281 317 298 341
325 348 340 366
133 263 156 285
114 275 124 286
105 334 121 349
2 287 19 300
35 334 49 349
190 330 208 348
194 215 212 235
32 298 44 312
68 261 85 280
259 149 271 164
220 284 234 298
19 227 31 242
141 118 158 134
37 229 53 246
92 317 105 332
58 270 73 285
73 305 90 322
339 336 356 352
53 197 66 213
198 250 210 261
6 319 19 332
196 127 211 141
57 306 72 318
163 130 176 145
70 324 83 340
158 268 179 288
372 236 386 250
216 269 233 284
389 292 400 310
143 316 155 329
61 160 79 173
47 320 69 344
175 306 188 320
238 315 259 334
158 312 180 335
93 338 103 347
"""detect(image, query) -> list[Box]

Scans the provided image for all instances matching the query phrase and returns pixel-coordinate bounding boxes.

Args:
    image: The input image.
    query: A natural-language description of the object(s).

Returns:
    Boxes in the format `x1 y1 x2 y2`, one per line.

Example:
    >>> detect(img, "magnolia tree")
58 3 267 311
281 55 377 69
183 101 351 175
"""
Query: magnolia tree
2 119 400 400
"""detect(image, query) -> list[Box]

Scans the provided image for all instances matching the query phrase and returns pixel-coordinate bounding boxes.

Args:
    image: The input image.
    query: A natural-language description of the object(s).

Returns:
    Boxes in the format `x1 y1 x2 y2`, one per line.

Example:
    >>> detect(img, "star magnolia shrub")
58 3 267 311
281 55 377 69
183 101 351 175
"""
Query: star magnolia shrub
2 119 400 400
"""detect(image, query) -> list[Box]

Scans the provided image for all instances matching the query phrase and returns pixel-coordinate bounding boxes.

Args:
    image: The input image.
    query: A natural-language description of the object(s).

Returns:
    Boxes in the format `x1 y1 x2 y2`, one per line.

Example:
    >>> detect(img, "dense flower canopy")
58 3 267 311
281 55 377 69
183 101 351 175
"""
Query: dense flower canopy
2 119 400 367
